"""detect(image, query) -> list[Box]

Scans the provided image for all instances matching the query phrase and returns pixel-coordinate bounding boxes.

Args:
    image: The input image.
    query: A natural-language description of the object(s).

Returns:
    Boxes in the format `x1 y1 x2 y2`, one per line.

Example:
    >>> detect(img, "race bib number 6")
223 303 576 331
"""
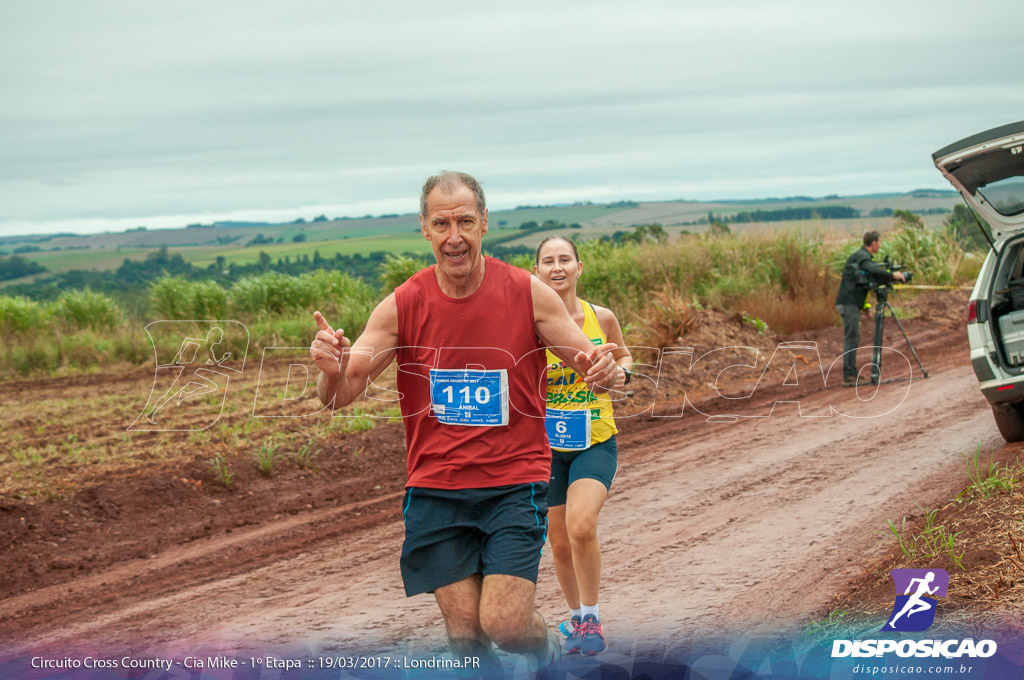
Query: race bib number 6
430 369 510 427
545 408 592 450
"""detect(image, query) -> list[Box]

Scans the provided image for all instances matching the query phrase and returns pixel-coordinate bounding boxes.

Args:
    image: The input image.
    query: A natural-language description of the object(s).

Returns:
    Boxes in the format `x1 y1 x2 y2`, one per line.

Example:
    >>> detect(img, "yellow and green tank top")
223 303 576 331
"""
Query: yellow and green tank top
545 299 617 447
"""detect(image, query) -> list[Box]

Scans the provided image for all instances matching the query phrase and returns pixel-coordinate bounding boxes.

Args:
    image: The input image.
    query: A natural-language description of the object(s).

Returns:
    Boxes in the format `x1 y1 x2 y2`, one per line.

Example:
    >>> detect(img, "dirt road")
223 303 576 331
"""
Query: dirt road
1 306 1006 663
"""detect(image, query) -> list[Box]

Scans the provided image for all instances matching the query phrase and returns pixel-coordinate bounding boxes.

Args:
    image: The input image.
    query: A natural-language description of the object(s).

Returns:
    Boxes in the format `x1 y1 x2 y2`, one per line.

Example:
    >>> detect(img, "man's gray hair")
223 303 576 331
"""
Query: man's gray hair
420 171 486 217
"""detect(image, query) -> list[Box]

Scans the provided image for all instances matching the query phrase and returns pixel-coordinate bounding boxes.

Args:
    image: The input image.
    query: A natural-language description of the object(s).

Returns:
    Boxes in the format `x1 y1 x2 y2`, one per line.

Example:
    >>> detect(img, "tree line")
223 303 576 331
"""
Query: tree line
0 255 47 282
721 205 861 223
0 242 535 314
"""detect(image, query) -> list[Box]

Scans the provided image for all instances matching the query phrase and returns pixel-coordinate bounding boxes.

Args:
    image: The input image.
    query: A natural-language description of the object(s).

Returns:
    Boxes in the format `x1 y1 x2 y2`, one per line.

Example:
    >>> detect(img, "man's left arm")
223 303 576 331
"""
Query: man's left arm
531 277 618 392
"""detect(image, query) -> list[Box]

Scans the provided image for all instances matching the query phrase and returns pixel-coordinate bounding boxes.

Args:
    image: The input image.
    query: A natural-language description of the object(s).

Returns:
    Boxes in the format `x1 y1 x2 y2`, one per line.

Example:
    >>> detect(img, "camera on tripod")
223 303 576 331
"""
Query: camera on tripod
859 256 927 384
857 256 913 289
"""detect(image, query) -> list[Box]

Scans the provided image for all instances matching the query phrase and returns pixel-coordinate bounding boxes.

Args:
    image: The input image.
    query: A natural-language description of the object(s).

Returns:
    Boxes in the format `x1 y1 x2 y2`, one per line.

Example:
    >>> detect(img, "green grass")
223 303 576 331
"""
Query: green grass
959 444 1017 499
7 233 433 279
329 406 379 434
887 517 919 561
208 454 235 488
254 438 279 476
802 610 849 638
886 506 967 571
917 506 965 570
490 204 623 227
741 312 769 334
19 248 153 273
291 438 320 470
186 234 432 267
188 429 211 447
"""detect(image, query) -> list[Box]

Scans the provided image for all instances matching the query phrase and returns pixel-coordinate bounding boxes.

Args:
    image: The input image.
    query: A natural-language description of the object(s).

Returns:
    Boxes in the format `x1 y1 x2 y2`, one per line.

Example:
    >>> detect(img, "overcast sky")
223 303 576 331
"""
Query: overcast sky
2 0 1022 236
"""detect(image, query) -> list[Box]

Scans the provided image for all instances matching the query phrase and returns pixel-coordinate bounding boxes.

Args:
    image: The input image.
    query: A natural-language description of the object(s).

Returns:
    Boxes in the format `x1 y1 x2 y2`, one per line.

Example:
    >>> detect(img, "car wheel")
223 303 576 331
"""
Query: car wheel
992 403 1024 442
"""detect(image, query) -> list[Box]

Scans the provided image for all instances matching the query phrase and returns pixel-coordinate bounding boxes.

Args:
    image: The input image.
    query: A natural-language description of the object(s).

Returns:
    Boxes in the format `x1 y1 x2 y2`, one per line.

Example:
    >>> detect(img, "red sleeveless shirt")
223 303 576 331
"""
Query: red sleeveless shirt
394 257 550 489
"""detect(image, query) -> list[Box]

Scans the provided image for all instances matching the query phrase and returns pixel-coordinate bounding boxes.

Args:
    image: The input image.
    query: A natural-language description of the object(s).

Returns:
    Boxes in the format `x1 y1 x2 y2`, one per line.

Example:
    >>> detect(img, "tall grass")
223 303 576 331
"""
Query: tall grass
551 230 842 343
556 224 968 346
379 254 429 292
1 290 143 375
632 281 698 351
53 289 122 331
141 271 377 371
881 222 963 286
2 270 378 377
0 295 49 337
148 271 374 325
149 277 228 320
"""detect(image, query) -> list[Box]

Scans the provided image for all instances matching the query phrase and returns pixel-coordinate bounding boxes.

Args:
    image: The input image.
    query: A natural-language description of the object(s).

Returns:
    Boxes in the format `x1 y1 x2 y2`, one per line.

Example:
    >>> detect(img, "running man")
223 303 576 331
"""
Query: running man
888 571 939 628
310 172 619 670
534 236 632 656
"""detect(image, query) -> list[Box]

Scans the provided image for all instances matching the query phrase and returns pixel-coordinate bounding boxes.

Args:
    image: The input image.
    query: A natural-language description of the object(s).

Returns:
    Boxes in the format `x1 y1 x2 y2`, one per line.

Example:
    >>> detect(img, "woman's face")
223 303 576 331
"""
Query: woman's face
534 239 582 295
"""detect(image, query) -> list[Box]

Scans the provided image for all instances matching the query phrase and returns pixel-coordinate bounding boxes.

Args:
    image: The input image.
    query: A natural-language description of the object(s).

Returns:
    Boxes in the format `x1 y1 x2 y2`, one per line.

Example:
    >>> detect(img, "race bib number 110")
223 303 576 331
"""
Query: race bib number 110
430 369 510 427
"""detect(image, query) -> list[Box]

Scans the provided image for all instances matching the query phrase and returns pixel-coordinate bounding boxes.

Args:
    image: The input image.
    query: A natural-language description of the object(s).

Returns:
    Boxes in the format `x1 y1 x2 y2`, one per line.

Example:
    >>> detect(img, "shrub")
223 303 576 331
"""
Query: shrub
149 275 189 319
880 221 962 286
53 289 121 331
10 345 58 376
379 254 428 292
0 295 48 337
633 281 698 350
185 279 229 319
227 270 375 321
563 231 841 336
148 276 229 320
506 252 535 272
229 272 301 317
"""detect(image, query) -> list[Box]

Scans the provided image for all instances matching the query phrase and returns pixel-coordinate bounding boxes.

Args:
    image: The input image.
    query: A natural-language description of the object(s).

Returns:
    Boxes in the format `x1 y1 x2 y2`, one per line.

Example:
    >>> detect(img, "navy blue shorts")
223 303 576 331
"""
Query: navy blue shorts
548 435 618 507
400 483 549 597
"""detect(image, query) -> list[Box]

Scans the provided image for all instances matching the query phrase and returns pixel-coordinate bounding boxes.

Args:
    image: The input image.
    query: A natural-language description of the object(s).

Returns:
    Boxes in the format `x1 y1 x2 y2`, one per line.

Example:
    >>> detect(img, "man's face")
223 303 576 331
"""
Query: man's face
420 184 488 282
867 239 881 254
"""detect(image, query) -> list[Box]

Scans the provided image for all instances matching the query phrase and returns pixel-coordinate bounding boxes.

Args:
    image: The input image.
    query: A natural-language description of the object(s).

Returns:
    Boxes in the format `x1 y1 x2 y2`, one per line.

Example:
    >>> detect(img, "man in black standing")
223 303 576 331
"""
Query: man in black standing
835 231 906 387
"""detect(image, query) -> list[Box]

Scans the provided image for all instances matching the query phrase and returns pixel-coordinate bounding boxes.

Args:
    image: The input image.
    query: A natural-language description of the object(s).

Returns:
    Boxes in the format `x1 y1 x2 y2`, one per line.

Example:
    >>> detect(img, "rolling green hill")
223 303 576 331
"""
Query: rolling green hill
0 191 961 282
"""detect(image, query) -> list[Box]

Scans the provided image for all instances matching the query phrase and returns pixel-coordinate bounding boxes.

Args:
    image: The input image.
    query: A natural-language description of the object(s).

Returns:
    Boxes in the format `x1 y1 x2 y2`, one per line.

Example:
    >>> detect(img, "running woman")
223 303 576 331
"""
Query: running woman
534 236 633 656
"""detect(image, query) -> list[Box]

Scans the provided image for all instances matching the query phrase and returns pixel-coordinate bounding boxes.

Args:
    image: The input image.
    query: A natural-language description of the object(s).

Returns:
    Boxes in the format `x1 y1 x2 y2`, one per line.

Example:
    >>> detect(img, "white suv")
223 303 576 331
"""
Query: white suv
933 120 1024 441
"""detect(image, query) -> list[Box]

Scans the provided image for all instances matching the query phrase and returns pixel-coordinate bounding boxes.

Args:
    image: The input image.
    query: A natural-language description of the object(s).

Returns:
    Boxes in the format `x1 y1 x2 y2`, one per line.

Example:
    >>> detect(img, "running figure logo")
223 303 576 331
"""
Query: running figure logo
881 568 949 632
131 321 249 432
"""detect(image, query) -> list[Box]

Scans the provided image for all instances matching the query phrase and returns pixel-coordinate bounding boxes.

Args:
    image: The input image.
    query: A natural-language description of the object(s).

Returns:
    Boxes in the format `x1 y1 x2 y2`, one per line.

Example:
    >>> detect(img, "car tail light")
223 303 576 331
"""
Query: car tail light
968 300 978 324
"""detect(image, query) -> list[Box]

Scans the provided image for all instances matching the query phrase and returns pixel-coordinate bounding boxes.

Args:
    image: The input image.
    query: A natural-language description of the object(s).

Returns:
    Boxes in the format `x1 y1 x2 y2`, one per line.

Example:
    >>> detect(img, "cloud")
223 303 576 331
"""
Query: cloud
1 0 1022 234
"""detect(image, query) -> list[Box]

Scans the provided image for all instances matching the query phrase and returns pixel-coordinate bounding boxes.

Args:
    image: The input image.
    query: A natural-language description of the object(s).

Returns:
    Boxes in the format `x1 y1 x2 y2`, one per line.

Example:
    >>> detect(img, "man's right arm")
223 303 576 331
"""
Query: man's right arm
312 294 400 409
860 255 906 283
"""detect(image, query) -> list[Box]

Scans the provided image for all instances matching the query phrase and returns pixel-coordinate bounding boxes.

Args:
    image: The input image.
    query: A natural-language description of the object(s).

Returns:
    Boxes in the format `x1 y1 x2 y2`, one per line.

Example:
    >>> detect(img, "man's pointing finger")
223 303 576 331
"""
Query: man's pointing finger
314 310 334 333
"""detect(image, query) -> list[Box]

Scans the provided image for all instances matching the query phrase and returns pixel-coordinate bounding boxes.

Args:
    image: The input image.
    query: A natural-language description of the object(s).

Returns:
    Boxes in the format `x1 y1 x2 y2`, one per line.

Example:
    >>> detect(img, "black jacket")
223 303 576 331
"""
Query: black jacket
835 247 892 307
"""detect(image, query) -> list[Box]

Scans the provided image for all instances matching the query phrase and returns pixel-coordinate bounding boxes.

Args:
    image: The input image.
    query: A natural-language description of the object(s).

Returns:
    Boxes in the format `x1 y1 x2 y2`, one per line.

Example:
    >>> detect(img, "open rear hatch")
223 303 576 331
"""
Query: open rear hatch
935 121 1024 373
933 120 1024 244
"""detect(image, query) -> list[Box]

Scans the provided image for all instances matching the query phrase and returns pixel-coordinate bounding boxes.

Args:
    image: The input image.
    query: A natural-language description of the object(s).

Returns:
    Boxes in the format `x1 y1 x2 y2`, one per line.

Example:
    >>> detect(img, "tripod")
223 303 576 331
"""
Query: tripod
869 284 929 384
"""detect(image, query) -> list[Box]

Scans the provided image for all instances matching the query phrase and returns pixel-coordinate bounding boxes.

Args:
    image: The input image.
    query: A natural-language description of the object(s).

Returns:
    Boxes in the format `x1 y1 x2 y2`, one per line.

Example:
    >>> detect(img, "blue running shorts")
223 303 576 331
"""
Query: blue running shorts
400 482 549 596
547 435 618 507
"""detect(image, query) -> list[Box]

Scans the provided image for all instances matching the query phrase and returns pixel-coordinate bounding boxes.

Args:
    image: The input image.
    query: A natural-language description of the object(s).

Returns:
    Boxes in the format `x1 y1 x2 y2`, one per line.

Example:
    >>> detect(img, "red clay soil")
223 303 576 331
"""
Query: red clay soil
0 291 1009 659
